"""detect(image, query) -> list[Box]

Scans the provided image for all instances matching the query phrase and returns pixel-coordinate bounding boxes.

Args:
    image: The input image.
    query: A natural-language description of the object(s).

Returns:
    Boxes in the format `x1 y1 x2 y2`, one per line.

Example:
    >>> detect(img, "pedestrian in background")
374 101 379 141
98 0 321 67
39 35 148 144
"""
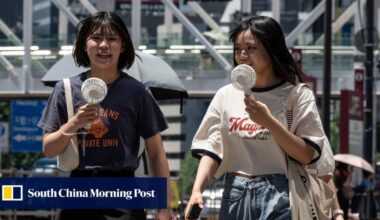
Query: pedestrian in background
185 15 332 220
334 163 354 219
38 11 170 220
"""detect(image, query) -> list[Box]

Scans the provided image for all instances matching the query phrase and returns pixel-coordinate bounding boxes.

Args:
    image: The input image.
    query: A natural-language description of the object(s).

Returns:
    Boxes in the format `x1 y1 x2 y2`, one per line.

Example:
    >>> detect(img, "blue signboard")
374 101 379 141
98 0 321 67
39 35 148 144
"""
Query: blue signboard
11 100 47 152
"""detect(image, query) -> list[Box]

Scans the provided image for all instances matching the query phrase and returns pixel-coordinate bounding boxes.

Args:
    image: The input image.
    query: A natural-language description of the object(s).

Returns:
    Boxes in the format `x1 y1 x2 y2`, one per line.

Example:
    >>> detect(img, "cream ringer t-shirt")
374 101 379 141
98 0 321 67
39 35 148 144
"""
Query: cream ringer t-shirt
191 81 332 178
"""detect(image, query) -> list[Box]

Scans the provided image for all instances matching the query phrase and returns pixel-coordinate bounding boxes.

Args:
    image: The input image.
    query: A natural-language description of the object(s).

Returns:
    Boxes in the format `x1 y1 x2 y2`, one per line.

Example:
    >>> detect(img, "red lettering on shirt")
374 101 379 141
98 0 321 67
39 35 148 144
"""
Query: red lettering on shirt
229 117 265 135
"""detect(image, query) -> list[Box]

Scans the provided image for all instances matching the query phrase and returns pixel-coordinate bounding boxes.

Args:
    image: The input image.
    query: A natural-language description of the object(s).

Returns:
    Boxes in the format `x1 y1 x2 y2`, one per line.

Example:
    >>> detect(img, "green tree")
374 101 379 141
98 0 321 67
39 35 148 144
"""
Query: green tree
329 119 340 154
179 153 199 197
0 100 43 170
0 100 10 121
2 152 43 170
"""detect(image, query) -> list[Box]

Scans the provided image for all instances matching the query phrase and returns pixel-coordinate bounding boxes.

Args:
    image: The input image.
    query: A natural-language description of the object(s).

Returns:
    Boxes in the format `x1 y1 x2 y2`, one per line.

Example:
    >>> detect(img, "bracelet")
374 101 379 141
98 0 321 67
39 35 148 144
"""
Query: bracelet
59 129 77 136
333 209 344 218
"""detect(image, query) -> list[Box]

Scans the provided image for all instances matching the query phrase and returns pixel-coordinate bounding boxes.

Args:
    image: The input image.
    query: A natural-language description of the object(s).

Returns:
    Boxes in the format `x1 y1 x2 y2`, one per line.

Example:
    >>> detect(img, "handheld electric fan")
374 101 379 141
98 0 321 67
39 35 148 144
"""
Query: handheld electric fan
231 64 256 98
81 77 108 129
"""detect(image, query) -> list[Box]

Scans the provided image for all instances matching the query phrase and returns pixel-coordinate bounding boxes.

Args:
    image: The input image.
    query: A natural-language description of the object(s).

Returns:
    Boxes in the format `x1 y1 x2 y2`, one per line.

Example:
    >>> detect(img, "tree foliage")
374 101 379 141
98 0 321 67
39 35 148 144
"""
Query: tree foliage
1 152 43 170
329 119 340 154
0 100 43 170
178 153 199 197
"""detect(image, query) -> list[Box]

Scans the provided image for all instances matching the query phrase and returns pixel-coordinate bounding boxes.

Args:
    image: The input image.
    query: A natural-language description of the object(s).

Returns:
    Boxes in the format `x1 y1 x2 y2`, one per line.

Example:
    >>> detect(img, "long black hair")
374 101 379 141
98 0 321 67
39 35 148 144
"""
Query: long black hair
229 16 304 84
73 11 135 70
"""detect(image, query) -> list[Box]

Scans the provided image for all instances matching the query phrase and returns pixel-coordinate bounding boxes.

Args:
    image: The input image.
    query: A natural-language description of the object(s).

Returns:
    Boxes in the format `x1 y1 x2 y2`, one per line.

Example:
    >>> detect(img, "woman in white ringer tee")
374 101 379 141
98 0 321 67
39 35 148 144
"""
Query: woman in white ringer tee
185 16 334 220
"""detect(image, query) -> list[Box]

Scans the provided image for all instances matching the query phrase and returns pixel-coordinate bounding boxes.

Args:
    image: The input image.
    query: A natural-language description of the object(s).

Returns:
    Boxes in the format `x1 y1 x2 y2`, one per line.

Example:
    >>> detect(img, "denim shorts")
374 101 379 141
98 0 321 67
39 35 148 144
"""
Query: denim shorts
220 173 290 220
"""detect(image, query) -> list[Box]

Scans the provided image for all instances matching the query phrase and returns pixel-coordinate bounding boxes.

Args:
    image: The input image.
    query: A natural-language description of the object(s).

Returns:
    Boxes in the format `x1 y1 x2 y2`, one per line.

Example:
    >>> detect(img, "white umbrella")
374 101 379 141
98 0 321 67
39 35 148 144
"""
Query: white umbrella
333 153 375 173
41 51 188 100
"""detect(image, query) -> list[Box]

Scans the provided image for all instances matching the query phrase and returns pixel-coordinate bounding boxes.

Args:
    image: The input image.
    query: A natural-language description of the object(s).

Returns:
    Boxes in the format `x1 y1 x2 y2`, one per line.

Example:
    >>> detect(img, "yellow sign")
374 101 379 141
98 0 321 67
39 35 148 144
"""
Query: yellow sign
170 180 180 209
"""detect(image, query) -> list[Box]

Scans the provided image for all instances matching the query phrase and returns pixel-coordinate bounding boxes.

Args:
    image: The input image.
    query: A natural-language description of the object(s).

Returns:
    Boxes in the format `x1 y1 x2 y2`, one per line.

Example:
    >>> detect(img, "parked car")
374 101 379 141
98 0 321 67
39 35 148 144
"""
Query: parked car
30 157 69 177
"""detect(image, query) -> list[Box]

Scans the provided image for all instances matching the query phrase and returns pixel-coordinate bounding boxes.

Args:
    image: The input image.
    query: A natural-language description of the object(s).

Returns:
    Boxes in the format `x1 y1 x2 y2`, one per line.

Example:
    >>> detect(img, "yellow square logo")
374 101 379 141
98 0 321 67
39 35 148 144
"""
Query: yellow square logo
2 185 23 201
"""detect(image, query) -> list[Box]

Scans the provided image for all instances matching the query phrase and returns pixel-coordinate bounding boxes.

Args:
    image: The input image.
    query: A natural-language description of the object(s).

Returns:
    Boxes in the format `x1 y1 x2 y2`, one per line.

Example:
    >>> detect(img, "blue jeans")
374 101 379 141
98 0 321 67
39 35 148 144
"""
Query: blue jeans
220 173 290 220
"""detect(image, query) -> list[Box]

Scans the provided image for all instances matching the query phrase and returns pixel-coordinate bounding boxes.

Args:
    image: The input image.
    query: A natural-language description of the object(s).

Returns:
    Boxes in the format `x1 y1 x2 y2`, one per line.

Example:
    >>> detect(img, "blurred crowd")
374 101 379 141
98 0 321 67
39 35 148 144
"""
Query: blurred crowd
334 163 380 219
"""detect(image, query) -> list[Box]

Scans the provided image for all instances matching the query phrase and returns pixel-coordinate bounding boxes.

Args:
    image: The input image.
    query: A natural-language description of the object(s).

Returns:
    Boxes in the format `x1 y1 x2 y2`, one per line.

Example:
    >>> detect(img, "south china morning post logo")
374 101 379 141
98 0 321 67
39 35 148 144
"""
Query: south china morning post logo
2 185 23 201
27 188 155 200
0 178 166 209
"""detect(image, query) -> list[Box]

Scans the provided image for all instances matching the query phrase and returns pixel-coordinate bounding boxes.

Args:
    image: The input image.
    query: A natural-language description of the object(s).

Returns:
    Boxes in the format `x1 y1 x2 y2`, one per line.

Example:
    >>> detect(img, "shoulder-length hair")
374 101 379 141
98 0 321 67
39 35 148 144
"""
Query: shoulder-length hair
73 11 135 70
229 16 304 84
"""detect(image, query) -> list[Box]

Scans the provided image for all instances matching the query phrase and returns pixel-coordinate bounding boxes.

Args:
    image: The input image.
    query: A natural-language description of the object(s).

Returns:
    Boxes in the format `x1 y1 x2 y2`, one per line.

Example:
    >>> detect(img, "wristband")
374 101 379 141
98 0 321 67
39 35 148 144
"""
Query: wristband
333 209 344 218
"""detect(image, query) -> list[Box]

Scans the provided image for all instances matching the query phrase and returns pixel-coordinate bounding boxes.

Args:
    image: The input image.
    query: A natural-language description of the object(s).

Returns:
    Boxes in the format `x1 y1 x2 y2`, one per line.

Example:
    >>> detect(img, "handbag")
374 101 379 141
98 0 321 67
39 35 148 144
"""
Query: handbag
57 78 79 172
285 83 335 220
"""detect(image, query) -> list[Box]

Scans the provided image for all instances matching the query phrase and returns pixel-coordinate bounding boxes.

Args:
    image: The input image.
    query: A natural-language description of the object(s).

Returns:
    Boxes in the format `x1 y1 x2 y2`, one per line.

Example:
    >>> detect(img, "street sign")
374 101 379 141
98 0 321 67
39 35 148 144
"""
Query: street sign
340 90 363 154
11 100 47 152
291 48 303 70
354 68 364 95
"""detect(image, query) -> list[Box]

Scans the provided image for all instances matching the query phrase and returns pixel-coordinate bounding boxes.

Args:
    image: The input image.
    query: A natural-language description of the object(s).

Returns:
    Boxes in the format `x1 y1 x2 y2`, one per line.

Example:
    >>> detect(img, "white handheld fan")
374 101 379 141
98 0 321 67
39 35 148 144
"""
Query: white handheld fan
81 77 108 104
81 77 107 130
231 64 256 98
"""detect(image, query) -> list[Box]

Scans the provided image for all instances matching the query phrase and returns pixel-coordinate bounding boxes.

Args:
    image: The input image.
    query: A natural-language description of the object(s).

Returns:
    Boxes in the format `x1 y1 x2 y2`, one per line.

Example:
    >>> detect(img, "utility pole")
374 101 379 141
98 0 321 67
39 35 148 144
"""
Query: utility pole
362 0 374 218
323 0 332 138
363 0 374 164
